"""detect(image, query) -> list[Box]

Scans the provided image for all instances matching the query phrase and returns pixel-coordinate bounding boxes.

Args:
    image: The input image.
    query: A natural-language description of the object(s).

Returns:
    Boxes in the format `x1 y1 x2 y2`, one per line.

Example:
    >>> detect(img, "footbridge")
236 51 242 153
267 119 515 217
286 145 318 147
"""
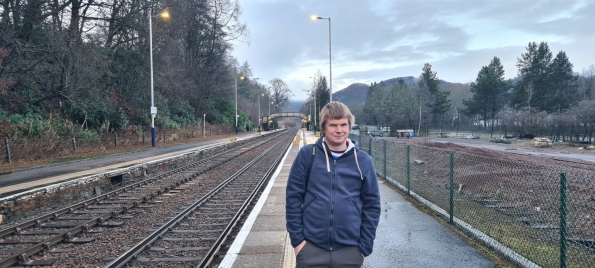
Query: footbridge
261 112 311 131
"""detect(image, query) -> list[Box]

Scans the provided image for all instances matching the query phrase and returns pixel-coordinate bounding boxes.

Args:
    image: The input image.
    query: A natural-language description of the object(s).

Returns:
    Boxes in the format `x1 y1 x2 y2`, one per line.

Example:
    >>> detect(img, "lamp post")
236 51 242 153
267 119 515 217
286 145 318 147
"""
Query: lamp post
269 101 273 116
234 69 244 135
253 78 261 132
258 93 263 132
309 76 317 132
311 15 332 102
149 8 169 147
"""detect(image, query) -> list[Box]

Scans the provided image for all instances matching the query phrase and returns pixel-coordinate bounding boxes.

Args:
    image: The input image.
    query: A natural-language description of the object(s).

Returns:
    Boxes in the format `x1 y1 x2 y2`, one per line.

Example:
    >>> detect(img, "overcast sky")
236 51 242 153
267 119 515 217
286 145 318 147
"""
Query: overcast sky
231 0 595 101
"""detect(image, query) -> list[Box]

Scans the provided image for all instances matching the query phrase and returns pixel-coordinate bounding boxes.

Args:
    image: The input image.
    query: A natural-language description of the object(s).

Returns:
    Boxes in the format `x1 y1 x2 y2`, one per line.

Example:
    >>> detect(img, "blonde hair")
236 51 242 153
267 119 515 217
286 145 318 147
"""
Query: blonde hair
319 101 355 133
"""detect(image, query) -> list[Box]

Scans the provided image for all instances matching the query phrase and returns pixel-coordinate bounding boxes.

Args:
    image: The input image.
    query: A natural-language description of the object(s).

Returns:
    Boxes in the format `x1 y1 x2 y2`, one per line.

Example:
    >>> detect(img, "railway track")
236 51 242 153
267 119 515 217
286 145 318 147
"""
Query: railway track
0 129 296 267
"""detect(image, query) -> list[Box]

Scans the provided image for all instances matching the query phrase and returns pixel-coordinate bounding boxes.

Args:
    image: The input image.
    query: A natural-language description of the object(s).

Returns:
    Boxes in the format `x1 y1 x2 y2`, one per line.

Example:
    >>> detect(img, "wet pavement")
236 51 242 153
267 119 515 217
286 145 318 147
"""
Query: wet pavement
222 130 500 268
0 133 257 187
363 180 497 268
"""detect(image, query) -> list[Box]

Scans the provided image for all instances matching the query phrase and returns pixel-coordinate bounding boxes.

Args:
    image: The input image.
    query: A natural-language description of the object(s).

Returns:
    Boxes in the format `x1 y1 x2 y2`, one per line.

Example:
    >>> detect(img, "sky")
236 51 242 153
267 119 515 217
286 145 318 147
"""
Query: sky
231 0 595 101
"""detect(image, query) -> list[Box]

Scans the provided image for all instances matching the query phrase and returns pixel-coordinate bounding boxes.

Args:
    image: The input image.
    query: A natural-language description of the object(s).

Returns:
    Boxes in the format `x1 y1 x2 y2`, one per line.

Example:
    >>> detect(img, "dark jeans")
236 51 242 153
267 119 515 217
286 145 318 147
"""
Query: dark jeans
296 241 364 268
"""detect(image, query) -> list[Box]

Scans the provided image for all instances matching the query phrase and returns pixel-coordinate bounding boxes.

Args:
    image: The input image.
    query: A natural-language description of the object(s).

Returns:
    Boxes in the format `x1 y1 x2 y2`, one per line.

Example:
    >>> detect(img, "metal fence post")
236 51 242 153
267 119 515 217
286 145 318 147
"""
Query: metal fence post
369 137 373 157
359 135 362 150
143 132 145 144
560 173 567 268
114 133 117 147
72 137 77 152
449 152 454 224
383 140 387 178
4 138 10 163
407 145 410 195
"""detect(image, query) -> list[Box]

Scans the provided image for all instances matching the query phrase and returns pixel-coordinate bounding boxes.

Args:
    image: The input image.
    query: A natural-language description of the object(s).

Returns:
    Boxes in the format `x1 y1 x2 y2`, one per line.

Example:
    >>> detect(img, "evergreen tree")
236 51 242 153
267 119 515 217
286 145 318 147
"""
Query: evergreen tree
511 42 552 111
419 63 450 133
512 42 578 113
463 56 509 137
316 76 330 111
420 63 439 94
363 82 385 126
547 51 578 112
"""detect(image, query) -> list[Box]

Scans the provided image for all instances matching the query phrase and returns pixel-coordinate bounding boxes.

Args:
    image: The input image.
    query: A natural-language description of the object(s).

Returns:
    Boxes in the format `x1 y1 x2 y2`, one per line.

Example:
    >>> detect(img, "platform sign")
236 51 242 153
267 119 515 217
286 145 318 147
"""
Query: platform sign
151 107 157 116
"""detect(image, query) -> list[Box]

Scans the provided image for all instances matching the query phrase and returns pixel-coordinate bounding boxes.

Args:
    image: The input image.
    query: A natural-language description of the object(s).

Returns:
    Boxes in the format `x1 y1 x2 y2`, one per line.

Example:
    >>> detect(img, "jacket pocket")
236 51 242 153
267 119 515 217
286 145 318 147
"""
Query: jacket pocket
350 198 362 214
302 196 327 244
301 195 318 212
333 197 362 243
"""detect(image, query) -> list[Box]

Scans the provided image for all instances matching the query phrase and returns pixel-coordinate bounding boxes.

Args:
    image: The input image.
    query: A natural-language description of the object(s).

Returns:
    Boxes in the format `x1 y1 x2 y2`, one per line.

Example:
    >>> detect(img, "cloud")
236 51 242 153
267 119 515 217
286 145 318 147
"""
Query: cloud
233 0 595 100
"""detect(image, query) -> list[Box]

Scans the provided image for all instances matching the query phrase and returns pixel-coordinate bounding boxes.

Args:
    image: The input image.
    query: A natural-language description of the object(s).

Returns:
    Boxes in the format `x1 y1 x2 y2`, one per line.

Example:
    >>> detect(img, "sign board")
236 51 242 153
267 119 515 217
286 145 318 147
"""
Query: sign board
150 107 157 116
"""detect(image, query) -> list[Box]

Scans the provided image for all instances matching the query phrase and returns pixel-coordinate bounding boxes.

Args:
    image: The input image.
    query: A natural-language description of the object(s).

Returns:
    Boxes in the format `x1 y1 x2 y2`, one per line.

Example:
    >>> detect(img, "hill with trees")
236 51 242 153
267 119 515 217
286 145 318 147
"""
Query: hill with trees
0 0 295 143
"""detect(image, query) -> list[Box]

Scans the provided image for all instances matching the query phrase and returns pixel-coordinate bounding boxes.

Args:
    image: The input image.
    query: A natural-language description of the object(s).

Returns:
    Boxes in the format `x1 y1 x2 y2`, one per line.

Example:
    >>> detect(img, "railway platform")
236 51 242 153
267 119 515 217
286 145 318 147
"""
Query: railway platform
0 132 261 197
221 129 497 268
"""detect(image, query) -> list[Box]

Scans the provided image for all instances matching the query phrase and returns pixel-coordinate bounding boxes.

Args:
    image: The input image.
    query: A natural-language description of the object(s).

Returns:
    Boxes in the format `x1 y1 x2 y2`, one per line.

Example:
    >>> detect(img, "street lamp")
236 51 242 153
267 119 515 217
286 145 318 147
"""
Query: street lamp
149 8 170 147
309 76 317 132
269 101 273 116
311 14 332 102
258 93 264 132
234 70 244 135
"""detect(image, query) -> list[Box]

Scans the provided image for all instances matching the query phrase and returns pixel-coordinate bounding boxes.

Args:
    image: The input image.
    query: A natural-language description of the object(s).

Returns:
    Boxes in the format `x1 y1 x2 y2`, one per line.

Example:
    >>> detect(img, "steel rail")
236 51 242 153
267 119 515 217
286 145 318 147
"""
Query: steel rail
197 135 292 267
104 132 292 268
0 132 283 267
0 133 277 237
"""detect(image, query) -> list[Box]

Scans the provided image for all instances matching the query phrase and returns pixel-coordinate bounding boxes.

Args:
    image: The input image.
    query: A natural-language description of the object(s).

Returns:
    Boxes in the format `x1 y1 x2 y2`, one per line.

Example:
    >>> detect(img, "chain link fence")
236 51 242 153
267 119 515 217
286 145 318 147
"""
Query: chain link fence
350 134 595 268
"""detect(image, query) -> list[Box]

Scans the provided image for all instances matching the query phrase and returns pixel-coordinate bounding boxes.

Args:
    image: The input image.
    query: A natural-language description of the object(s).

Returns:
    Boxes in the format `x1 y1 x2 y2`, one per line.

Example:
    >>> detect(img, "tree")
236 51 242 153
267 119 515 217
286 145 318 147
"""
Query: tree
363 82 385 126
419 63 450 134
547 51 578 112
511 42 578 113
511 42 546 111
463 56 509 137
0 0 252 135
579 65 595 101
316 76 330 110
268 78 293 111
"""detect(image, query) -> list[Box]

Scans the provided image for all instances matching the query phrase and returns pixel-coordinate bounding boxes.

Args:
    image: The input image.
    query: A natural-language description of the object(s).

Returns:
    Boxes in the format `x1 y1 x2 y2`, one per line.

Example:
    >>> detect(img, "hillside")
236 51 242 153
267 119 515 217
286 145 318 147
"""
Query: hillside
332 76 418 105
332 76 470 105
280 100 306 112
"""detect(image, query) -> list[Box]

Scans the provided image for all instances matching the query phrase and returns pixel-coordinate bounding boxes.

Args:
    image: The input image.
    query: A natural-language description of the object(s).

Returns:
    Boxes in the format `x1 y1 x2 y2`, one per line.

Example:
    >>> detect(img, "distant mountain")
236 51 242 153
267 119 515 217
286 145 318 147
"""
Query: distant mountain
332 76 418 105
332 83 369 104
281 99 306 112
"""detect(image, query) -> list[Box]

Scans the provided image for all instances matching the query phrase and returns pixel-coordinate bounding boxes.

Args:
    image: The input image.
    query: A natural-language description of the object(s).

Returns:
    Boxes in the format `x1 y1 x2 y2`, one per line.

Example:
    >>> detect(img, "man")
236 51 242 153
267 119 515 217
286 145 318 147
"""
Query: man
286 101 381 267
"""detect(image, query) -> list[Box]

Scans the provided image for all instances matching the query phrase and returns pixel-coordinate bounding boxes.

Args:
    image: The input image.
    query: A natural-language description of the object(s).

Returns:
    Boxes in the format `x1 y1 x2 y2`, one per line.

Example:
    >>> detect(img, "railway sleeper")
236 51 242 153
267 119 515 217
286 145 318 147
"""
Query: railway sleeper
18 253 56 266
63 232 95 243
43 242 74 253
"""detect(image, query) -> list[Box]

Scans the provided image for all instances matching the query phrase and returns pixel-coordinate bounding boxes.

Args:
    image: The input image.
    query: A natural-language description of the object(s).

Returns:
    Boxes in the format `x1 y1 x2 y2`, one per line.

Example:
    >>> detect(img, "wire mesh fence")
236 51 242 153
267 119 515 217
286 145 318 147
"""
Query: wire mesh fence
349 134 595 268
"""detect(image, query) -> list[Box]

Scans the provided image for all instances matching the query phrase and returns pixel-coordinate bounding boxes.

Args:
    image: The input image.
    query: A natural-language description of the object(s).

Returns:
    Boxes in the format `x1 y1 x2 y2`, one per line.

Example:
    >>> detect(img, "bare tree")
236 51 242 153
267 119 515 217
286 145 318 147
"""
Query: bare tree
580 65 595 101
268 78 292 112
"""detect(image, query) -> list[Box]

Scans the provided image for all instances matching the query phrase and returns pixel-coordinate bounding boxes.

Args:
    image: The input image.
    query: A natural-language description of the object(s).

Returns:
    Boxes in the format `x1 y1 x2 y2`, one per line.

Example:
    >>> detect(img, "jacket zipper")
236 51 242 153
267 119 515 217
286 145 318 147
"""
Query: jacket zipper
330 158 336 250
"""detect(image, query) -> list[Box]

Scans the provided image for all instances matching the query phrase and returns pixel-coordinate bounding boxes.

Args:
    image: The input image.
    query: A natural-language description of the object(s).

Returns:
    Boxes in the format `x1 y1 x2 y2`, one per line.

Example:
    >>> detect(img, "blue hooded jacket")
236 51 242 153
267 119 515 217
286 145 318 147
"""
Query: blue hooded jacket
286 137 381 256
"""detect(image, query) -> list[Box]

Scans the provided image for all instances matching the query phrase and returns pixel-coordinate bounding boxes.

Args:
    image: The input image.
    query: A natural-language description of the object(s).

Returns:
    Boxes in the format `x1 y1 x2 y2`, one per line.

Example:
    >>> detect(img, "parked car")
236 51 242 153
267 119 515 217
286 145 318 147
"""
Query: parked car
368 126 384 137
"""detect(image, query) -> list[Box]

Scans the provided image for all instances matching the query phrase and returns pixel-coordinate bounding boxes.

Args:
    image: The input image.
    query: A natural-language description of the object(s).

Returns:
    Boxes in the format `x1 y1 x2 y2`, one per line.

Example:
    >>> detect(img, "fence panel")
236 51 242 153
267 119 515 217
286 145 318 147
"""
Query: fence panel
350 134 595 267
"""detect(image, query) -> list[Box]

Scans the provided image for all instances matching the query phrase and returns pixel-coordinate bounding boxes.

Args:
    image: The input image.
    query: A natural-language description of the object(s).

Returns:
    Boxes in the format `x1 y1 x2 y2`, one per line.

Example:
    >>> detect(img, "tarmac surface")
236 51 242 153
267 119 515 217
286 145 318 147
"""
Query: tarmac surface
0 133 256 187
221 130 498 268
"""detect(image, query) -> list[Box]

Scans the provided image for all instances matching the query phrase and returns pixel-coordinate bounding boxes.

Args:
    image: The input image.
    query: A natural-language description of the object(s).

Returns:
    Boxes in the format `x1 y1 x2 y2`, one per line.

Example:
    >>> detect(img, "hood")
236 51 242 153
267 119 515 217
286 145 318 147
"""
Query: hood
314 136 364 180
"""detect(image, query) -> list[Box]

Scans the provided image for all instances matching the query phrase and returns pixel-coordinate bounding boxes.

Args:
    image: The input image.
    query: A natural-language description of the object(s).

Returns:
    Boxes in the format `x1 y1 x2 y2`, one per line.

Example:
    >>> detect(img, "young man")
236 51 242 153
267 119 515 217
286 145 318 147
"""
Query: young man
286 101 381 267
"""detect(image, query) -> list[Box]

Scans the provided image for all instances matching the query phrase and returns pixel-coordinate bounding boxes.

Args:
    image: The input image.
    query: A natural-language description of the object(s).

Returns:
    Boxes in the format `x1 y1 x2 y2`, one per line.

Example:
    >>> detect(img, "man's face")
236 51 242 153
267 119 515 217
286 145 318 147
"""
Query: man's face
323 118 350 147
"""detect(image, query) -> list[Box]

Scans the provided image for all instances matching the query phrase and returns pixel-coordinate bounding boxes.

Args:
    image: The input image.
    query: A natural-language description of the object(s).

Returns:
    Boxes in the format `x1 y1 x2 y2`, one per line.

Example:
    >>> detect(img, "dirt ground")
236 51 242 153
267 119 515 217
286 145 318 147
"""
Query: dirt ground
404 137 595 172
